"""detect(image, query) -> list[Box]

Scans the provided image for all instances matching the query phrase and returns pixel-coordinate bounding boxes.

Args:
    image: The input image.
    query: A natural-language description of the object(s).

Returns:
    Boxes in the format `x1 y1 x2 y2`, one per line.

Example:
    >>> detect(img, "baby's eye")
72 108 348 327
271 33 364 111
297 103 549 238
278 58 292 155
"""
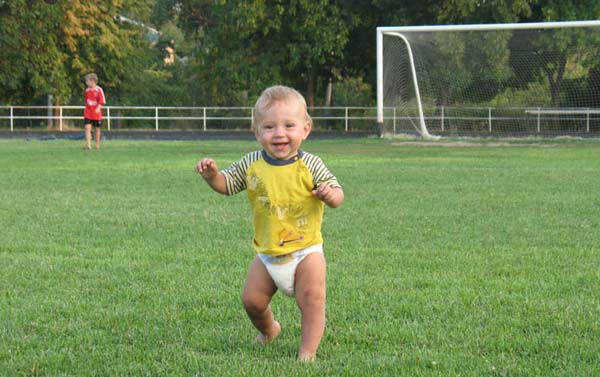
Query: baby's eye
286 123 296 128
263 124 274 130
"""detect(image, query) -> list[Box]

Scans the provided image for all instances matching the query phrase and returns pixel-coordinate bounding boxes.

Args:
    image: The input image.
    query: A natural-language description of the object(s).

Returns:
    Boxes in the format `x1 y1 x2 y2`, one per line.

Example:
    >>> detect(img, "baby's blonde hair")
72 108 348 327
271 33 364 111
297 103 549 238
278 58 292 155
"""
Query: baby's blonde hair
85 73 98 83
252 85 312 130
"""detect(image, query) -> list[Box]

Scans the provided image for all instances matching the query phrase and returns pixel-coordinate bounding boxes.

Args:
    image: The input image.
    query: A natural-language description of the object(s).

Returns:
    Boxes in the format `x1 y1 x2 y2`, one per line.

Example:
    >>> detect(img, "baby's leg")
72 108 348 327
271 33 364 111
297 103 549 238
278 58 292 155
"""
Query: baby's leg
294 252 326 362
242 256 280 343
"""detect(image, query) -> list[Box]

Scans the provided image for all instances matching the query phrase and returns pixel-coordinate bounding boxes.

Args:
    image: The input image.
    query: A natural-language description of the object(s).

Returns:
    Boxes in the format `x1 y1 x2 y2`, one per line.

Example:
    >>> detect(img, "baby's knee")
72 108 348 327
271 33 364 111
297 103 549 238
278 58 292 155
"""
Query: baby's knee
241 292 269 314
296 286 325 308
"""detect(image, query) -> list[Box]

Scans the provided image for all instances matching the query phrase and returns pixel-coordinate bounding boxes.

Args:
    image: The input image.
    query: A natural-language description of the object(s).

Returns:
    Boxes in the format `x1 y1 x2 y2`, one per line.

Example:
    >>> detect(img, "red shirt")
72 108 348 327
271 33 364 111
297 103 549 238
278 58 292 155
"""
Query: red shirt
84 86 106 120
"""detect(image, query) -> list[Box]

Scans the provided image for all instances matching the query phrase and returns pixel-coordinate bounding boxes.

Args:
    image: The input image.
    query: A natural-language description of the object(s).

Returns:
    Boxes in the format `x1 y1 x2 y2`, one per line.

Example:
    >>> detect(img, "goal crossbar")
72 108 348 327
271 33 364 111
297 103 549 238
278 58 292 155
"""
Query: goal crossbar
377 20 600 34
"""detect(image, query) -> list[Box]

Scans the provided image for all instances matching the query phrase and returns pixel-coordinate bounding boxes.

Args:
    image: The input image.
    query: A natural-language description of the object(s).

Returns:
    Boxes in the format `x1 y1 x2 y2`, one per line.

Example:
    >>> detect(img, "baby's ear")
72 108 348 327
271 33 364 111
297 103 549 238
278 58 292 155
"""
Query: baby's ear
303 120 312 139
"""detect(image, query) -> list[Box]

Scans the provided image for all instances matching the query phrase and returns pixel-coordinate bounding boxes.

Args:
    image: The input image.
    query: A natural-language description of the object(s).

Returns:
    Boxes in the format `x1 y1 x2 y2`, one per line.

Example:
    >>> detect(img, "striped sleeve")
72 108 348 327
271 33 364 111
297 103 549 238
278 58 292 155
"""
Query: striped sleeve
220 151 261 195
302 152 342 189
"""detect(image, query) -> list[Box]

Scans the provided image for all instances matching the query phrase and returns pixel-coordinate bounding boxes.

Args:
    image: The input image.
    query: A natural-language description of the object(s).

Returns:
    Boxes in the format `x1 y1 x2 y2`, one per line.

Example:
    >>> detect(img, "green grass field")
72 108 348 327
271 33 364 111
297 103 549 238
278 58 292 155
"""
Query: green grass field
1 137 599 376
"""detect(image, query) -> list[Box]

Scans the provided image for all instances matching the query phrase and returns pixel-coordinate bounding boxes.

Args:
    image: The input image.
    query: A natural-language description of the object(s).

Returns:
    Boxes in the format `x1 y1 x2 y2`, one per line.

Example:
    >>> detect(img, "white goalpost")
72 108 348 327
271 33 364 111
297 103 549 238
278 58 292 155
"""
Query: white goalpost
377 20 600 138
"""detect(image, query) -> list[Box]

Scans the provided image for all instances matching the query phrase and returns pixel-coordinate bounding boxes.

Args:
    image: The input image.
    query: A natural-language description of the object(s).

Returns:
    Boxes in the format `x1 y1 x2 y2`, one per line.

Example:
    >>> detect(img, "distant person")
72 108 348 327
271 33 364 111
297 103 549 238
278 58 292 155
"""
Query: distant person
83 73 105 150
196 85 344 362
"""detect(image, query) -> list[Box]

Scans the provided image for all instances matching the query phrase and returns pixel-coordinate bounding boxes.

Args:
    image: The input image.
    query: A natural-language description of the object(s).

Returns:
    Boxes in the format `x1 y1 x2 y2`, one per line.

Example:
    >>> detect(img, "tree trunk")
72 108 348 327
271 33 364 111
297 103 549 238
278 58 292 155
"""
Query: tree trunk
440 86 450 107
325 78 332 107
546 52 567 107
53 100 61 130
306 69 316 108
47 94 53 129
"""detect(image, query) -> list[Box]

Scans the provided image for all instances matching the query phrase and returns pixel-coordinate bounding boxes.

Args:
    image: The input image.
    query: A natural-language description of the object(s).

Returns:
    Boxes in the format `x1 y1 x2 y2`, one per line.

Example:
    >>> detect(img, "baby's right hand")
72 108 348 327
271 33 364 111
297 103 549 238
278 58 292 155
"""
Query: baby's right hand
196 158 219 180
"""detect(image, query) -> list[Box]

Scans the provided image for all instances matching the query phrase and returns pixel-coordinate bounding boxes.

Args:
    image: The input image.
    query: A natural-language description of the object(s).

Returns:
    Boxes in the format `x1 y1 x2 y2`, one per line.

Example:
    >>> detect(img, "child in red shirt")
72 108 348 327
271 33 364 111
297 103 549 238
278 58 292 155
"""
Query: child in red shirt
83 73 106 150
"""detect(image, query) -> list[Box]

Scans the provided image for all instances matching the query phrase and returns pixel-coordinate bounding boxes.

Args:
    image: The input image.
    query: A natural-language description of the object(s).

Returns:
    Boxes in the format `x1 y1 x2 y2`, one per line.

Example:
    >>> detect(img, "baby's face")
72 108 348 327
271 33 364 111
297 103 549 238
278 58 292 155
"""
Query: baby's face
255 99 311 160
85 79 96 88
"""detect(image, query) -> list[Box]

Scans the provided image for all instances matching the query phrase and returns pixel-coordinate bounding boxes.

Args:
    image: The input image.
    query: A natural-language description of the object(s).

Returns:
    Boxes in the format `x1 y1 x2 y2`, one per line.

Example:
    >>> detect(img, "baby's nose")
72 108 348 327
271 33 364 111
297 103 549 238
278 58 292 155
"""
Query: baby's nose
274 125 286 136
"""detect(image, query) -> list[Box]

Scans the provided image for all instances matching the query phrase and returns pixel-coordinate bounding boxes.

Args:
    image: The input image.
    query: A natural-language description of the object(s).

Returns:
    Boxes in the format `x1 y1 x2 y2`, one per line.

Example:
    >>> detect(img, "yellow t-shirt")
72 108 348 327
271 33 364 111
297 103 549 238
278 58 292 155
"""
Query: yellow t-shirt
221 150 341 256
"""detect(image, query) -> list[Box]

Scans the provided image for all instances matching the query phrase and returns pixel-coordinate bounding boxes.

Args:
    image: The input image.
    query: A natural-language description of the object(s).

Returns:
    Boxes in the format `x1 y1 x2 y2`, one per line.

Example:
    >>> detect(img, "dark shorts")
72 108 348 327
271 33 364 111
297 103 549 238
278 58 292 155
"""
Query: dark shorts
84 118 102 128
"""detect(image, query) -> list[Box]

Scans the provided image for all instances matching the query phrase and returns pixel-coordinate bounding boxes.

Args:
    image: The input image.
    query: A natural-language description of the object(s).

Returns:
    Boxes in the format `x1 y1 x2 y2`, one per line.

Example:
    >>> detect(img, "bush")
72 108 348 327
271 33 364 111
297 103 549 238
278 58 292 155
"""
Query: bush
332 76 374 106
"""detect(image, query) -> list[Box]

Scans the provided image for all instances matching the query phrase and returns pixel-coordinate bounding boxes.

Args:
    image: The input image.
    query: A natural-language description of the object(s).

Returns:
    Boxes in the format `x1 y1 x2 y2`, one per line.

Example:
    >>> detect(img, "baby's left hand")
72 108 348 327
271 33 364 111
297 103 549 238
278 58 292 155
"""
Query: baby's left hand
312 184 344 208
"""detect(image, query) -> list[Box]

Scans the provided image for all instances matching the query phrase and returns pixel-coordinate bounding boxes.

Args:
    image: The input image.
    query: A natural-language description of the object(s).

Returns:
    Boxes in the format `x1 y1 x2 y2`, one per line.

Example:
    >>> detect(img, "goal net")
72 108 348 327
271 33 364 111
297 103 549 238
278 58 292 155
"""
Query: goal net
377 21 600 138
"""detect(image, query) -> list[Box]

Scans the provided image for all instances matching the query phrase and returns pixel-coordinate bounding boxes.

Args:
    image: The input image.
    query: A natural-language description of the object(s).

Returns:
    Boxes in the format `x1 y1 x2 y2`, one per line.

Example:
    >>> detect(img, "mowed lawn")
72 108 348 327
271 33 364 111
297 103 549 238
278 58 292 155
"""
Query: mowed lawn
0 137 599 376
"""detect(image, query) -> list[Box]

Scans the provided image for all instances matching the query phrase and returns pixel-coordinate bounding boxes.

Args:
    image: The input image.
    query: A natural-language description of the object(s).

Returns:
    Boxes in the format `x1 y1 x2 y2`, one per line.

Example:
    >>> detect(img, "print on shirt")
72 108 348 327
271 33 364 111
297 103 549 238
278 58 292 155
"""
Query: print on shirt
278 229 304 246
248 172 310 245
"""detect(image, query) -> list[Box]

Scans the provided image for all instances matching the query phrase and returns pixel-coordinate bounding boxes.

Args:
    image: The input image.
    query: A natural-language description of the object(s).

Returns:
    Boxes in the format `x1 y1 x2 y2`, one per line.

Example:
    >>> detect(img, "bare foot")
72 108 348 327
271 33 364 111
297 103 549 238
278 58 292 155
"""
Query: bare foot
255 321 281 344
297 352 316 362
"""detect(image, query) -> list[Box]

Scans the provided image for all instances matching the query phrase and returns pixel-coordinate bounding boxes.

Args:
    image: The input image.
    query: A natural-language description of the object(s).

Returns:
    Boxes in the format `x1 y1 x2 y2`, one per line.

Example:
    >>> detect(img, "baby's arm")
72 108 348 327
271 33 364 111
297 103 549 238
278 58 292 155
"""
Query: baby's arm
196 158 228 195
312 184 344 208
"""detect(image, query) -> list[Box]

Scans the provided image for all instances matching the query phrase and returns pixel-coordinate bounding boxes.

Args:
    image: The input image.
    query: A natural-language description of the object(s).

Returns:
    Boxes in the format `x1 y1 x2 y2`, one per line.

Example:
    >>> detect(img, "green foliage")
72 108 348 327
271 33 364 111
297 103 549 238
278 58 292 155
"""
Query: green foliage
541 0 600 21
506 28 600 107
406 31 514 107
61 1 156 105
159 21 185 51
0 0 154 105
0 0 68 103
488 81 552 107
438 0 536 23
178 0 357 105
1 0 600 107
332 77 374 106
150 0 179 28
118 67 188 106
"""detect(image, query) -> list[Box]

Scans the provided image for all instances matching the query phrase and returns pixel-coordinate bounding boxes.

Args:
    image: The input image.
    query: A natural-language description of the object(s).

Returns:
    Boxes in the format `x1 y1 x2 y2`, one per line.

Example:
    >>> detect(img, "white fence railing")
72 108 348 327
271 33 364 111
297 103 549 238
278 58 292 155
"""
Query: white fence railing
1 105 599 135
389 106 600 135
0 106 381 132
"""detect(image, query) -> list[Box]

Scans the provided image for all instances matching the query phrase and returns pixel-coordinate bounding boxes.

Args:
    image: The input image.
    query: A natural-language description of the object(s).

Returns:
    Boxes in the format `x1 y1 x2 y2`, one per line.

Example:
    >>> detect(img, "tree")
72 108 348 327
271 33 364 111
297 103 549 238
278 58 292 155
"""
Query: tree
437 0 535 24
0 0 68 103
56 0 155 105
150 0 180 29
178 0 356 106
529 1 600 107
437 0 600 107
0 0 154 105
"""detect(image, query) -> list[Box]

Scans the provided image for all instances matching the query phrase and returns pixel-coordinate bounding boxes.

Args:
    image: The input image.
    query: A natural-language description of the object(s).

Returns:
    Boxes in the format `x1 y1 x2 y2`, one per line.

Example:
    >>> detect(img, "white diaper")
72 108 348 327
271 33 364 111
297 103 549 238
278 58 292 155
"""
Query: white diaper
257 244 323 297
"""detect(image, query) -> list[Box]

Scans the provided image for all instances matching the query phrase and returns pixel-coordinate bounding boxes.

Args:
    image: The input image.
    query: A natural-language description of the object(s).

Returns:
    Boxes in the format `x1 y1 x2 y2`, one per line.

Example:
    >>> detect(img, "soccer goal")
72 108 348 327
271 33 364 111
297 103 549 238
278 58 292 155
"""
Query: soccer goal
377 20 600 138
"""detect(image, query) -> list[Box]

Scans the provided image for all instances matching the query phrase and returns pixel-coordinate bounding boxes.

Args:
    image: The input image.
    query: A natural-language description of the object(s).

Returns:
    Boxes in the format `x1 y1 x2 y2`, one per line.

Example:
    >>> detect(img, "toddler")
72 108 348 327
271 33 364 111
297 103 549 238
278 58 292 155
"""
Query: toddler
196 85 344 361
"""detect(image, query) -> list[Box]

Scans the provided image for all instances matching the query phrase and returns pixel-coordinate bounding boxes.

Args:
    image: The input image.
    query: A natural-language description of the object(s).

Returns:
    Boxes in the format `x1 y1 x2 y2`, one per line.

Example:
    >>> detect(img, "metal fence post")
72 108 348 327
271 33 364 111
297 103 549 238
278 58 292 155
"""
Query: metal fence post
47 96 53 129
586 108 590 133
203 107 207 131
59 106 63 131
155 107 159 131
393 108 396 134
10 106 13 132
488 107 492 133
537 107 541 133
107 107 111 131
441 106 445 132
345 107 349 132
